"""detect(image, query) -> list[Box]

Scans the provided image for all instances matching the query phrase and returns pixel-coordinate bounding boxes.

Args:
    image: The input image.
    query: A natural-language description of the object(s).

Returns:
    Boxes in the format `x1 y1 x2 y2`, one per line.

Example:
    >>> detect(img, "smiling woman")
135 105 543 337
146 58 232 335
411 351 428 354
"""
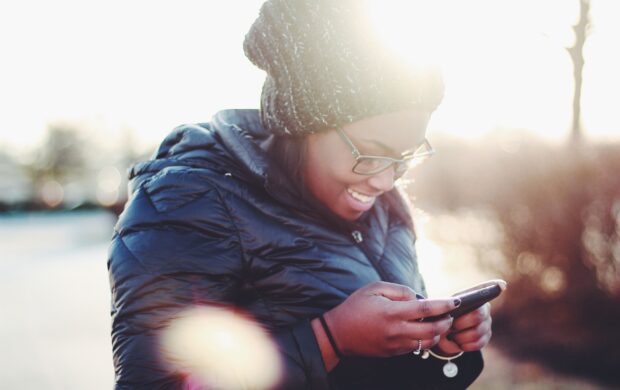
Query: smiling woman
107 1 497 389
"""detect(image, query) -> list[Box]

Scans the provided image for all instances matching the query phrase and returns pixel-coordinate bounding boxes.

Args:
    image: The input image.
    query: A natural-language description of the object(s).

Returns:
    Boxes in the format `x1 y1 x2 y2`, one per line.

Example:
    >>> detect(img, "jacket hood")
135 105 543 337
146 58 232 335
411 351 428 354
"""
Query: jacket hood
128 109 309 212
130 110 270 186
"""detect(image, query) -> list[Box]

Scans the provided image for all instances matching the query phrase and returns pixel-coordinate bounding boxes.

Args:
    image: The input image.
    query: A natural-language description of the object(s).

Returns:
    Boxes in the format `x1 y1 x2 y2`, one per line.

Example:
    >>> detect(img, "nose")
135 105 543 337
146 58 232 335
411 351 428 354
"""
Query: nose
366 166 396 192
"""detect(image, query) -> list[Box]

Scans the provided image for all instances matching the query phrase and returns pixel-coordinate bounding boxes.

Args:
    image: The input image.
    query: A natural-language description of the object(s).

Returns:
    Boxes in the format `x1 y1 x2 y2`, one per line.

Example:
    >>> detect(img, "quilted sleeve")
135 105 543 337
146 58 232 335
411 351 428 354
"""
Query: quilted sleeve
108 174 329 389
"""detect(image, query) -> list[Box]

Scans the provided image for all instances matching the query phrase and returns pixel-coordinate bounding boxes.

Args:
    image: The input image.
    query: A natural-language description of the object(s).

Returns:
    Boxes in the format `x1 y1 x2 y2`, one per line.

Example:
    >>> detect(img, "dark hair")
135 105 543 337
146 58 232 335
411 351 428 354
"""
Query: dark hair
267 135 310 197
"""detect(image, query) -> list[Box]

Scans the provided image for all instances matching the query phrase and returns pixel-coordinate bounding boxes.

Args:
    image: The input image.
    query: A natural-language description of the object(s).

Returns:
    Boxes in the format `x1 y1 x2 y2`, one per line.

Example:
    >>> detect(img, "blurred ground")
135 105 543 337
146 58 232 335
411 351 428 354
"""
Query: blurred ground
474 347 612 390
0 211 612 389
0 211 115 389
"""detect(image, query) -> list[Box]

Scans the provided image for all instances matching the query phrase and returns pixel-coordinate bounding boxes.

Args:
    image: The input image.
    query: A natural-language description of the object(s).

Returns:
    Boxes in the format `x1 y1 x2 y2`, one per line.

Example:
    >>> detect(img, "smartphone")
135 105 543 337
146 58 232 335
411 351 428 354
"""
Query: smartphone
421 279 507 321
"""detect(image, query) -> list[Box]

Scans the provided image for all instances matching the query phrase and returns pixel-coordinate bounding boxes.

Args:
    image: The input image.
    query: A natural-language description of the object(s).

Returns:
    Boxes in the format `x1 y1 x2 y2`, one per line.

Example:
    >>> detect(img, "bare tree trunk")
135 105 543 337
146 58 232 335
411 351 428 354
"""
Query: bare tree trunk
566 0 591 143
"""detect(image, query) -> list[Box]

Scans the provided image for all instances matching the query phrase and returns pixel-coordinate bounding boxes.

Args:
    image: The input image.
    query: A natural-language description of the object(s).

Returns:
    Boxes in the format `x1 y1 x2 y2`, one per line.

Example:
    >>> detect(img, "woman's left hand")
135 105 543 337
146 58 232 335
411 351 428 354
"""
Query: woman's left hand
434 303 492 356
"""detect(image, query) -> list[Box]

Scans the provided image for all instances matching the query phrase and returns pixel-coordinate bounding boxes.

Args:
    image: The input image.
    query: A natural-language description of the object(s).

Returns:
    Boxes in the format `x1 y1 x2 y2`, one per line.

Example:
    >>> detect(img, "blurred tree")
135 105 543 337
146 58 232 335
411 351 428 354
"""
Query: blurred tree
411 138 620 386
567 0 591 143
491 146 620 386
25 123 88 207
0 150 32 206
32 124 87 180
118 127 142 172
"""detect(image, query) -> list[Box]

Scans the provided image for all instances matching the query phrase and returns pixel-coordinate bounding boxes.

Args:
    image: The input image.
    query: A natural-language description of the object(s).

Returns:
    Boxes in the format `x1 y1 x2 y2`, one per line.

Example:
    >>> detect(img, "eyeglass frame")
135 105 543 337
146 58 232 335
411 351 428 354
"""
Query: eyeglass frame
336 127 435 179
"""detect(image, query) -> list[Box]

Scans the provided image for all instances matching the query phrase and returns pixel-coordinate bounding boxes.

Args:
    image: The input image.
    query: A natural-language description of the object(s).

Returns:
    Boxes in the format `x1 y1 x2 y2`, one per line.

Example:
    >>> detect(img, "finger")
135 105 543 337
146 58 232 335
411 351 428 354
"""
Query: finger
394 297 461 321
414 335 441 351
452 303 491 331
450 319 492 346
368 281 418 302
436 336 463 356
459 332 492 352
392 335 441 355
396 316 454 340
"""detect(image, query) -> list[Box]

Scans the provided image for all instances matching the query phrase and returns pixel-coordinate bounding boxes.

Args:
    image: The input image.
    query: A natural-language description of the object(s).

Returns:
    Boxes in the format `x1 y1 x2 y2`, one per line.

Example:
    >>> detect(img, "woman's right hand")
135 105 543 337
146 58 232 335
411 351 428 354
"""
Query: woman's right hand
323 281 460 357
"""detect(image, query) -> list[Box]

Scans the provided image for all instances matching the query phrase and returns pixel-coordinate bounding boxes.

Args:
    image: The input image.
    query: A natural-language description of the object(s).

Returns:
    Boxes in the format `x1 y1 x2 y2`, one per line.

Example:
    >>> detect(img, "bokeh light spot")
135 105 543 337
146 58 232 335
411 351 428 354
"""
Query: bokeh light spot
161 306 282 390
516 251 542 275
540 266 566 294
40 180 64 208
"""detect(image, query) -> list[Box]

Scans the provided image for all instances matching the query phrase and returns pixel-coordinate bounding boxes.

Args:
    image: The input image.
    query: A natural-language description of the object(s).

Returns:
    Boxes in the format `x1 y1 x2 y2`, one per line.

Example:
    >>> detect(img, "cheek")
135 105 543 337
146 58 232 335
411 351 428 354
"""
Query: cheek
304 135 366 209
306 157 355 205
323 161 363 193
311 147 356 186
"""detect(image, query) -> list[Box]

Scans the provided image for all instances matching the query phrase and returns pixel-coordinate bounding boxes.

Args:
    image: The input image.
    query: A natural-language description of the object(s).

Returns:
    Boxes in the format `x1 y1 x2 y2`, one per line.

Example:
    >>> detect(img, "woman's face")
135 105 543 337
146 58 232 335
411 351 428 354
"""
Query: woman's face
304 109 431 221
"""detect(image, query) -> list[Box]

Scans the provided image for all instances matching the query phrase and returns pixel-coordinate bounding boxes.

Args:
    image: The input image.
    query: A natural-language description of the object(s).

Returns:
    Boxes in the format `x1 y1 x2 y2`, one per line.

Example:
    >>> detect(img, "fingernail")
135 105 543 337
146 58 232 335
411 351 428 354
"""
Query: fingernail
454 298 461 307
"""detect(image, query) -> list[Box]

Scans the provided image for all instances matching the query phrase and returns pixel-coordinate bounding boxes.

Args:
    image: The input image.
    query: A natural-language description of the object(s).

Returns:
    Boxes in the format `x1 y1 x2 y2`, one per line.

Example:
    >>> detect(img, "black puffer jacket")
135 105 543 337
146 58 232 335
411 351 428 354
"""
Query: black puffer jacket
108 109 483 389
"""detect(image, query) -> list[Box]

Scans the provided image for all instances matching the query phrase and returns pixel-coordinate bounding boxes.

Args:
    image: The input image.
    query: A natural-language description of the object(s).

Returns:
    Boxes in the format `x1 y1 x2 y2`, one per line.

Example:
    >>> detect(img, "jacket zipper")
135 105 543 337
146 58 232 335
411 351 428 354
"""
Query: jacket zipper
349 228 392 282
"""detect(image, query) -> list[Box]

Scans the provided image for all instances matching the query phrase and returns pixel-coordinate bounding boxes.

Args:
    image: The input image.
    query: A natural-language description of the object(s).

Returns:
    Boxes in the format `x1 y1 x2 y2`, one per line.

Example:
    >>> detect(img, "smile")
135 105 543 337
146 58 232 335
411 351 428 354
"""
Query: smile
347 188 376 203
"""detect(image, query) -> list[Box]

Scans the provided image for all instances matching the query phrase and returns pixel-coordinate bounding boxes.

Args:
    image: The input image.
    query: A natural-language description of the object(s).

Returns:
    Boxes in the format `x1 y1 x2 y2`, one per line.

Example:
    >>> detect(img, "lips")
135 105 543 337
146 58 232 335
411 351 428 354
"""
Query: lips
347 188 377 204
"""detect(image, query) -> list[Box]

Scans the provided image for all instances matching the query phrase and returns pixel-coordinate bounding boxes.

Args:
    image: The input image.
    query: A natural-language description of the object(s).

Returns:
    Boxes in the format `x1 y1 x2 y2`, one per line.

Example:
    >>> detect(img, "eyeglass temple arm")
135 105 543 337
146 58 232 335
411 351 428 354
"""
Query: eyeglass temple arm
336 128 360 158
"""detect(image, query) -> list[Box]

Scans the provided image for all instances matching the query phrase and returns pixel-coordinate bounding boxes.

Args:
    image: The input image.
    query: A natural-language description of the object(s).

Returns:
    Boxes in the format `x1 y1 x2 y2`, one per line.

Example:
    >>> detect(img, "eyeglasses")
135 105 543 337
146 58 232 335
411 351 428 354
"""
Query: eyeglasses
336 127 435 179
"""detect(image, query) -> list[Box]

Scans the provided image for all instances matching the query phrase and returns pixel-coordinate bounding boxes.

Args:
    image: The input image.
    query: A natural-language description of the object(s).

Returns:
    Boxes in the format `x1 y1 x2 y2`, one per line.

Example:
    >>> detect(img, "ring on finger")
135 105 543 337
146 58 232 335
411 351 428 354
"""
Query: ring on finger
413 339 422 355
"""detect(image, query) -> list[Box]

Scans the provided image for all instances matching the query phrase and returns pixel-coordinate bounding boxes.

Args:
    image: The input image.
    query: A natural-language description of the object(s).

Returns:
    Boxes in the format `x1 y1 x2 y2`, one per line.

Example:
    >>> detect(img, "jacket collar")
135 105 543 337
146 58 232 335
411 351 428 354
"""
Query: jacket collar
211 109 271 181
211 109 307 209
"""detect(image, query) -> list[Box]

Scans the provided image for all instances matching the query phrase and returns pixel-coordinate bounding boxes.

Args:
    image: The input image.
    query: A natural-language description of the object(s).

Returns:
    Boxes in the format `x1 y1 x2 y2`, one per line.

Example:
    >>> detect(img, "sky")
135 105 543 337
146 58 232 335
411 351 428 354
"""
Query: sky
0 0 618 156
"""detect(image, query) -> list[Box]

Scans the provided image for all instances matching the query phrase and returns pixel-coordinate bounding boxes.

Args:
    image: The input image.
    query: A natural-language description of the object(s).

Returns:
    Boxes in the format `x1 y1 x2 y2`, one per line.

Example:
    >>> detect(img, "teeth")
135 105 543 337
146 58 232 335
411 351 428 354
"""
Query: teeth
347 188 374 203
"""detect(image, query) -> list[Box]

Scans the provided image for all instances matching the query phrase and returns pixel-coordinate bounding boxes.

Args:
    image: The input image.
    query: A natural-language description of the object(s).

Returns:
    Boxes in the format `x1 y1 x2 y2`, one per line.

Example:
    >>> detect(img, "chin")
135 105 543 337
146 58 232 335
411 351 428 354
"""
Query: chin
334 209 363 221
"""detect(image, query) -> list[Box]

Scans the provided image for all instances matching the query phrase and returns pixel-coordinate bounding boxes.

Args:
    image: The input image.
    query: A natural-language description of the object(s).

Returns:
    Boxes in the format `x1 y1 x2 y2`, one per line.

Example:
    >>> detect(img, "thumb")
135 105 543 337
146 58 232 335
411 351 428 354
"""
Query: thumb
368 281 418 302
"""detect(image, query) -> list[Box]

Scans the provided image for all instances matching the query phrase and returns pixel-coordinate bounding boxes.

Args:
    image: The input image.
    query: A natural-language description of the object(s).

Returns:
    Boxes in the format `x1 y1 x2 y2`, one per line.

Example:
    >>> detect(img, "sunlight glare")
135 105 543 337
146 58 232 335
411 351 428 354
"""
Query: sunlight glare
363 0 582 142
1 0 619 154
161 306 282 390
365 0 447 67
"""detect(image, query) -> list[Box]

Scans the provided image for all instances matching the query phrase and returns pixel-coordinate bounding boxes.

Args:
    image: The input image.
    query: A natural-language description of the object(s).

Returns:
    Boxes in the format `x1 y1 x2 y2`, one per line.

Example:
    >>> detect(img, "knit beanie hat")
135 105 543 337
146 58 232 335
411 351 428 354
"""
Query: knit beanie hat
243 0 444 137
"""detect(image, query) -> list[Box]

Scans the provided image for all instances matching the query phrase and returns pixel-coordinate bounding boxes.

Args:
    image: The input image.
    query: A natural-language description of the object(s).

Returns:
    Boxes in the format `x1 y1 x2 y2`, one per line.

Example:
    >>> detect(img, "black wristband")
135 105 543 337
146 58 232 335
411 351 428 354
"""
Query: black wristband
319 314 344 359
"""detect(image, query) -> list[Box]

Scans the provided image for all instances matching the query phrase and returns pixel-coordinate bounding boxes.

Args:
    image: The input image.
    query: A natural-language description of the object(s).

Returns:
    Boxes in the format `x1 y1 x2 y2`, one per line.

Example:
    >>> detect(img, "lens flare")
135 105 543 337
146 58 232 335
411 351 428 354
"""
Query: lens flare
160 306 282 390
40 179 64 207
